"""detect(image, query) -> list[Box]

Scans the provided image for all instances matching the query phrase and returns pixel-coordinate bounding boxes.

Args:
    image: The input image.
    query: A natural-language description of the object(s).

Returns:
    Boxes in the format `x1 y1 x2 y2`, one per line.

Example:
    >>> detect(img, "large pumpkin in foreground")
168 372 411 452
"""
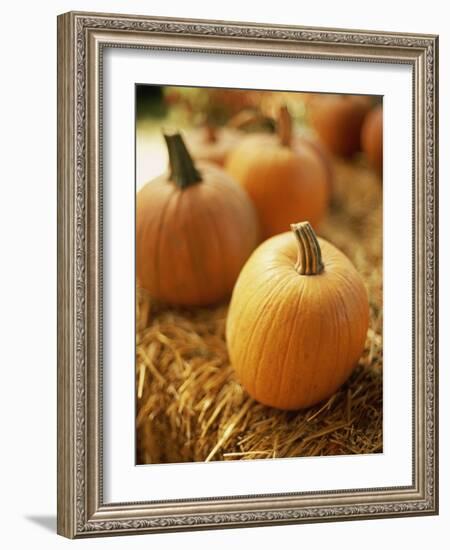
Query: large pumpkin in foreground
136 133 260 306
225 106 329 238
226 221 369 410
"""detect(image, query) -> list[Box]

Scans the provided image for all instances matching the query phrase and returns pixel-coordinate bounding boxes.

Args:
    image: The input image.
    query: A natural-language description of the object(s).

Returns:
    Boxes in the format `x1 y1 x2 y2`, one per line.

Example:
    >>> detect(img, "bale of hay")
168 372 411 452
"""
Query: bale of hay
136 158 383 464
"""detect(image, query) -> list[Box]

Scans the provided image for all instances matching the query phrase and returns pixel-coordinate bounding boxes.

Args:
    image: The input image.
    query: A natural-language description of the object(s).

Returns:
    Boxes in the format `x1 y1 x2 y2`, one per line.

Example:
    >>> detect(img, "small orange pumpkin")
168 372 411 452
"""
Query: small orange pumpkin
186 125 241 167
361 105 383 174
225 107 329 238
136 132 260 306
226 221 369 410
308 94 372 157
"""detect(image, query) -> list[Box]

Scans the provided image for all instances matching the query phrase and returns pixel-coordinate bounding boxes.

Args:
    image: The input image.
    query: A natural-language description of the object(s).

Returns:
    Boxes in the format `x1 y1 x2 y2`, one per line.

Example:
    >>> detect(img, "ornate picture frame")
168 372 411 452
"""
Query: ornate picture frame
57 11 438 538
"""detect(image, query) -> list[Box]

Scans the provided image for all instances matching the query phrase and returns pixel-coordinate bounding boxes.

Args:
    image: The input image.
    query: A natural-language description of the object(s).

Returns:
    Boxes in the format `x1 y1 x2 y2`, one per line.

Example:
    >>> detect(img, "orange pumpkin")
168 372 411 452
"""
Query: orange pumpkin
308 94 372 157
361 105 383 174
136 132 260 306
226 221 369 410
225 107 329 238
298 133 335 194
186 125 241 167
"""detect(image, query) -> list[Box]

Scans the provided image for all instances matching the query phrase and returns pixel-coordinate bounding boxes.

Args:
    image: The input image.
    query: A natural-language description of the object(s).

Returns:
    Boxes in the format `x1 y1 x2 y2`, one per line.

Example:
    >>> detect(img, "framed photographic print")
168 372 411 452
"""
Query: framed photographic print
57 11 439 538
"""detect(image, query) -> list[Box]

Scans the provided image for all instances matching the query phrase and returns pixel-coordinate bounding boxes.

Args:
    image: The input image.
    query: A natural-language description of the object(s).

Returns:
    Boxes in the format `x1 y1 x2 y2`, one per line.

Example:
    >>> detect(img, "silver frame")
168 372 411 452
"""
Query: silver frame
57 11 439 538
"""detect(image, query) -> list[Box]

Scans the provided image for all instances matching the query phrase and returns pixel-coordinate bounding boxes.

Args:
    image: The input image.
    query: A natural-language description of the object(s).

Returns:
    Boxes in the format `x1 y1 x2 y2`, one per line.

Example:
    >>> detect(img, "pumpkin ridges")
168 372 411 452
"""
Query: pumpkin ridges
281 282 322 407
226 261 284 353
270 276 307 407
308 282 327 404
235 274 293 399
202 172 261 303
206 172 261 242
249 276 298 402
227 251 292 397
292 281 351 408
137 181 177 294
178 181 242 304
155 189 186 303
327 274 352 397
166 191 188 304
203 169 251 206
201 175 260 291
202 192 229 299
324 267 368 393
183 186 223 304
180 190 209 303
326 277 347 396
233 253 305 404
171 169 257 306
226 236 272 373
324 256 369 404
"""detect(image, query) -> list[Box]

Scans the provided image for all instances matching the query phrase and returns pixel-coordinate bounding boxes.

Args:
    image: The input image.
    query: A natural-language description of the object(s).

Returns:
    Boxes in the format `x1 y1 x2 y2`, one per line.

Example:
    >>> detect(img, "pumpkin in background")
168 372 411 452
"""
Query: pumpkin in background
361 104 383 174
308 94 372 157
205 88 267 117
225 106 329 238
136 132 260 306
298 133 335 194
226 221 369 410
185 110 274 167
186 125 241 166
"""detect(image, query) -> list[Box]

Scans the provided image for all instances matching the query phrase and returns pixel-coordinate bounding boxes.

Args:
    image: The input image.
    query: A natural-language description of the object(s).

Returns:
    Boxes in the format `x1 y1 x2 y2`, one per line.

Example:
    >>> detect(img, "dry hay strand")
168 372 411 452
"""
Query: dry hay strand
136 158 383 464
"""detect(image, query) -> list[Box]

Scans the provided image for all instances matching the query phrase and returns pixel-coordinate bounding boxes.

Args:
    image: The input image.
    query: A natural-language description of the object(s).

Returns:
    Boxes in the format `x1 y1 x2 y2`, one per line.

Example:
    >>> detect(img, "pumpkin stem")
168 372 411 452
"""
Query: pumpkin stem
164 132 202 189
291 221 324 275
204 124 217 143
278 105 293 147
